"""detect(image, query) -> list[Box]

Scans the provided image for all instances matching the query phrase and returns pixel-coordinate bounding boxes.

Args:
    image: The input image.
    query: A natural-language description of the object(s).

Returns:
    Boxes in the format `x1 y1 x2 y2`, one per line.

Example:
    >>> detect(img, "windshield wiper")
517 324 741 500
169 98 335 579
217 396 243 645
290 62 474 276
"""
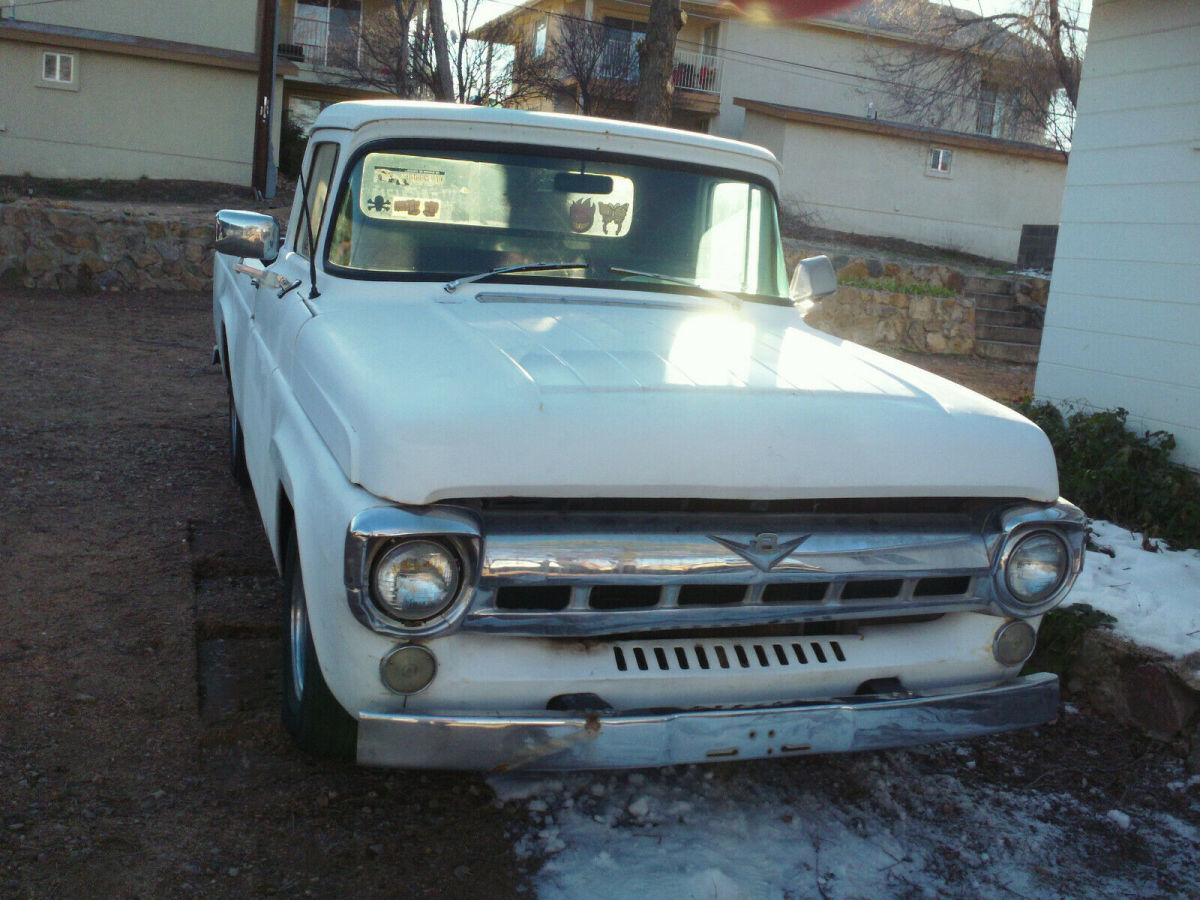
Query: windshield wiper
607 267 742 309
443 262 588 294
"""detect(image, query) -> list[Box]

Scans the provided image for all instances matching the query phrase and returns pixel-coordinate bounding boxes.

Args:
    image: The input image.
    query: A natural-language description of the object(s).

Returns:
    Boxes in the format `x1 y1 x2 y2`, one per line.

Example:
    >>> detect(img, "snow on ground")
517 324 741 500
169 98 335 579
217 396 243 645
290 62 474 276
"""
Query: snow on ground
493 520 1200 899
493 736 1200 899
1069 519 1200 659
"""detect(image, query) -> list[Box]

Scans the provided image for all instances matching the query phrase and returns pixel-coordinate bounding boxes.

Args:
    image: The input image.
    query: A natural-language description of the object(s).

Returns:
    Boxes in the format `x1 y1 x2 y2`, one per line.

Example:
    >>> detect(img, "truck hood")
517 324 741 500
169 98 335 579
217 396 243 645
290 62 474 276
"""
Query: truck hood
290 288 1059 505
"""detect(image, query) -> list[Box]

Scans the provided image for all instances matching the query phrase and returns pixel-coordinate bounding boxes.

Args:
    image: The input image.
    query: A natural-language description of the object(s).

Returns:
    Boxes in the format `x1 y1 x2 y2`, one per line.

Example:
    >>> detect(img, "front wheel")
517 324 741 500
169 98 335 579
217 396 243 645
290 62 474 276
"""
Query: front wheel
280 530 357 760
228 384 250 488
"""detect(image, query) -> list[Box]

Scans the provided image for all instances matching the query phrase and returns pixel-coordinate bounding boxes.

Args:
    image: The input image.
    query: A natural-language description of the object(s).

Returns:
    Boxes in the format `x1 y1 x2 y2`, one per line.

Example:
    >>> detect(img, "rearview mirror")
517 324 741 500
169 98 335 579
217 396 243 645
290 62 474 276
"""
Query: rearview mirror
789 255 837 303
554 172 614 195
215 210 280 263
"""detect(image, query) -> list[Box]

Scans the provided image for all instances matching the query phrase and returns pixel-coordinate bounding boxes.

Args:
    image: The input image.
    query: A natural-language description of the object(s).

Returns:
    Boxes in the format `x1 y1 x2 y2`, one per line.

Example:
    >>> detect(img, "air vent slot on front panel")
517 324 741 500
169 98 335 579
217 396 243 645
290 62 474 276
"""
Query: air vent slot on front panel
611 638 848 674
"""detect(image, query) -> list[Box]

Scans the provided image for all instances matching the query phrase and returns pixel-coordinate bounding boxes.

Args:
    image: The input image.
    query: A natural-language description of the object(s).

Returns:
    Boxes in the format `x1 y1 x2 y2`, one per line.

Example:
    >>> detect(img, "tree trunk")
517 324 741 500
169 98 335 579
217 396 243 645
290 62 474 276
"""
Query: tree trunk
428 0 455 101
632 0 683 125
392 0 416 97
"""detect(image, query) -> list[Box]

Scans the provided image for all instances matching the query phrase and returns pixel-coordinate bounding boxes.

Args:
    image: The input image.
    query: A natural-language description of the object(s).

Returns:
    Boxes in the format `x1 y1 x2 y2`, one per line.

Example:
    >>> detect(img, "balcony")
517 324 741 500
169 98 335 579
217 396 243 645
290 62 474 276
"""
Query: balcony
597 37 722 95
281 13 360 68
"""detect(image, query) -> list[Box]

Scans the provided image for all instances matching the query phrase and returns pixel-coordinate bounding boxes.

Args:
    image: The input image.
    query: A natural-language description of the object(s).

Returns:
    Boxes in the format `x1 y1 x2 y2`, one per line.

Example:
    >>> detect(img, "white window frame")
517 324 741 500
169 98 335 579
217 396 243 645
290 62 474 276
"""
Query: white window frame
39 50 79 91
926 147 953 178
534 20 547 57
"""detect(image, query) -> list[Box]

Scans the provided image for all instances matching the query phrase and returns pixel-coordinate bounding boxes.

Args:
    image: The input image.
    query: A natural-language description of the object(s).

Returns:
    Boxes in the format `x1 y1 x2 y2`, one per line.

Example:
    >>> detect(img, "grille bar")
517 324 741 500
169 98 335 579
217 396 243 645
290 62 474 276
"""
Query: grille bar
476 576 984 636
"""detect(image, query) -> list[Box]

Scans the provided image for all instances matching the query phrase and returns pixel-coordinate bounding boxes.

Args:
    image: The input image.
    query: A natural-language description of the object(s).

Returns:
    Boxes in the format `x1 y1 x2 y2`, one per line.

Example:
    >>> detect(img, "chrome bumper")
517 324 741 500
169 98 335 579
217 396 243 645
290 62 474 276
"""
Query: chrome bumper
356 672 1058 771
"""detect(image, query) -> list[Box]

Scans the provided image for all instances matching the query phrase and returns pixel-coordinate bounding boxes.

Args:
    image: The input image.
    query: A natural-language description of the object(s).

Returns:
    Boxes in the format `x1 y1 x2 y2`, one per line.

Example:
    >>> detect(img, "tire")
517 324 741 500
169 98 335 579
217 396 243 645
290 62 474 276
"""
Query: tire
280 529 357 760
228 384 251 488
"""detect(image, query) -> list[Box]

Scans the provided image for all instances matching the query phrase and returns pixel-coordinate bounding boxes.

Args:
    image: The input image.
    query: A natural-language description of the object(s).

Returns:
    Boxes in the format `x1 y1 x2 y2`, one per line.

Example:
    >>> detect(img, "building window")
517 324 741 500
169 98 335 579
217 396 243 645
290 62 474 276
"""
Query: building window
976 80 1019 139
928 148 953 176
41 51 76 86
534 21 546 57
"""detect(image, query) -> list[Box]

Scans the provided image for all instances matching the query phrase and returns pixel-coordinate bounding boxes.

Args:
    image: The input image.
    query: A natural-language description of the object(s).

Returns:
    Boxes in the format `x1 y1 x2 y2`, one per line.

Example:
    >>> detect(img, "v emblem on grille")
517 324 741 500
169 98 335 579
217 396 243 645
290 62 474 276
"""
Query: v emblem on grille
708 532 821 573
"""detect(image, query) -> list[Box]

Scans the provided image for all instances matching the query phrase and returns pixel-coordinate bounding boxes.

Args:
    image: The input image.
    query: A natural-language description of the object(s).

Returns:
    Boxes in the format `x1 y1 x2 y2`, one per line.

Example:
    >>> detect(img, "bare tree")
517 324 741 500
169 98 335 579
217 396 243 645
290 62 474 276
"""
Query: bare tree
864 0 1084 151
632 0 685 125
514 15 640 117
320 0 549 107
321 0 428 99
450 6 550 107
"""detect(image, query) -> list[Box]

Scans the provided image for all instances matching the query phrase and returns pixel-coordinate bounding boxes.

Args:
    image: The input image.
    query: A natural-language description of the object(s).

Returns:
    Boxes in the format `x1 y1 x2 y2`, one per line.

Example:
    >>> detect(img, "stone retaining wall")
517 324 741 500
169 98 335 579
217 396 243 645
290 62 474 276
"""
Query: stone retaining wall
785 243 977 355
805 286 976 355
0 203 1041 364
0 201 212 292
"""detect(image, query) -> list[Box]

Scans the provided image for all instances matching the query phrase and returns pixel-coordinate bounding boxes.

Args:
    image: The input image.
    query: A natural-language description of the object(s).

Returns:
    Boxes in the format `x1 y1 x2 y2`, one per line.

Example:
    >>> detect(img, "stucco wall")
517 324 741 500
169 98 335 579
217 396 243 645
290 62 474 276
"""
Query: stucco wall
1034 0 1200 468
0 43 262 184
744 110 1067 262
715 21 888 139
18 0 259 54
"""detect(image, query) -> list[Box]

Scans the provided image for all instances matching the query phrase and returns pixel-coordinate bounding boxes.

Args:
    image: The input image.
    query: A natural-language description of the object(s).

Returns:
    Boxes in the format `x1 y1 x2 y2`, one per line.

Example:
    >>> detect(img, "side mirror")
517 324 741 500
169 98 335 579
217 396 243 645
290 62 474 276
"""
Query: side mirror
788 255 837 303
215 210 280 263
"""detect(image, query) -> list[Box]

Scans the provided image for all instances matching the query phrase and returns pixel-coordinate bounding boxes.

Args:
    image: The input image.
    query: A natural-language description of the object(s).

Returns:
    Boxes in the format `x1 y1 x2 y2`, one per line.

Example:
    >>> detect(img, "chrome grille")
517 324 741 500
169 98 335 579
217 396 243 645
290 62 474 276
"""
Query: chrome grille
459 508 996 637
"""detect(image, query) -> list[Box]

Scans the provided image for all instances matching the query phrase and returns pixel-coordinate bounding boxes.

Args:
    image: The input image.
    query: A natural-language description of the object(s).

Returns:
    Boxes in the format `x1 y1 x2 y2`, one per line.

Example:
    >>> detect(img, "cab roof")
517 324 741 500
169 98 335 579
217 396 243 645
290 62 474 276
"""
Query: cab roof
311 100 782 186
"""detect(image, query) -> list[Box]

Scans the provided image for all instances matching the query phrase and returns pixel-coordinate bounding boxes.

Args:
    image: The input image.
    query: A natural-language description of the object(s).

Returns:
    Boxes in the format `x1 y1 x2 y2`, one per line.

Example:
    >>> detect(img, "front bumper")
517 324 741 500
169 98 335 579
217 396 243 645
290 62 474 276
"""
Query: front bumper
357 672 1058 771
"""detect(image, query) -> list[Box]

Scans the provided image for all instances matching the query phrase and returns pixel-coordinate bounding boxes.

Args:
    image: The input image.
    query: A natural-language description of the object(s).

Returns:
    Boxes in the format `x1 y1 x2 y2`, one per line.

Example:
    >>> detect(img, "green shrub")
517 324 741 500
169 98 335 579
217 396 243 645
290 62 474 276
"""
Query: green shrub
1016 400 1200 548
1024 603 1116 678
838 276 956 298
278 117 308 180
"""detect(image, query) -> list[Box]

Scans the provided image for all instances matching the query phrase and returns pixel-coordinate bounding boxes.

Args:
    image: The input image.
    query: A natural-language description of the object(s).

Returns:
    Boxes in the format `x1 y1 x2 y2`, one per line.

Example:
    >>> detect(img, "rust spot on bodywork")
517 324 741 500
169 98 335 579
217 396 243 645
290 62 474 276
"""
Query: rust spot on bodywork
489 715 602 773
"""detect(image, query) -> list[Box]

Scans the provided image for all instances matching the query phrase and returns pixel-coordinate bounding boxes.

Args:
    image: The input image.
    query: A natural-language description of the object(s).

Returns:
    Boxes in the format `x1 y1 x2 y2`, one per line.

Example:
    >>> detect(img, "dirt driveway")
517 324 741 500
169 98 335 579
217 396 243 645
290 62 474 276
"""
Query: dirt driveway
0 290 528 897
1 289 1195 899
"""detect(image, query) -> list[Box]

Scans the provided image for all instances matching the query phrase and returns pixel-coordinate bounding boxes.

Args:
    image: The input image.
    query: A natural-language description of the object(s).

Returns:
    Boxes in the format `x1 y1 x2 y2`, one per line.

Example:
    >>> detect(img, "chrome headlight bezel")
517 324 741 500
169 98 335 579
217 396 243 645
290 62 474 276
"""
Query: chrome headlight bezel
345 506 481 638
993 525 1080 616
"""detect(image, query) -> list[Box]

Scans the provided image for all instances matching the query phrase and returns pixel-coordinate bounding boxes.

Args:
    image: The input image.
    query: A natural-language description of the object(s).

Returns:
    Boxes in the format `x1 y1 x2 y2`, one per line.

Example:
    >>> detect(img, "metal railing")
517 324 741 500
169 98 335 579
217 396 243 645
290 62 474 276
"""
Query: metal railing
284 13 360 68
671 47 721 95
596 36 722 95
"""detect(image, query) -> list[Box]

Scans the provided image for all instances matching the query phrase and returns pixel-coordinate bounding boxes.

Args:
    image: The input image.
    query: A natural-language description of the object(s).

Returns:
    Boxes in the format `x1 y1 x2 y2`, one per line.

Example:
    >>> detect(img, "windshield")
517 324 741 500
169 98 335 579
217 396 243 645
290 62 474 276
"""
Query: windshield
326 144 788 300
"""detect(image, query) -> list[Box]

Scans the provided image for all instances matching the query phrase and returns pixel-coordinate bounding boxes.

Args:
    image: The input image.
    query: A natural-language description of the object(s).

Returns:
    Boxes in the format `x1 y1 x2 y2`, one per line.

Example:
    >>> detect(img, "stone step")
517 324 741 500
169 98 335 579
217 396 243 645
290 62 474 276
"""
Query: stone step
975 306 1031 327
964 290 1021 312
975 339 1041 365
963 275 1014 294
976 323 1044 344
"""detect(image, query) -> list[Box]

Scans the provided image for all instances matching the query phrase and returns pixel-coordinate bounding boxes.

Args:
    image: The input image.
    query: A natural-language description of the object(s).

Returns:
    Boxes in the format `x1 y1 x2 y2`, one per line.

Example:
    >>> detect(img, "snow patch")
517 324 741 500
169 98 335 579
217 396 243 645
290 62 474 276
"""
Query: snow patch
1067 520 1200 658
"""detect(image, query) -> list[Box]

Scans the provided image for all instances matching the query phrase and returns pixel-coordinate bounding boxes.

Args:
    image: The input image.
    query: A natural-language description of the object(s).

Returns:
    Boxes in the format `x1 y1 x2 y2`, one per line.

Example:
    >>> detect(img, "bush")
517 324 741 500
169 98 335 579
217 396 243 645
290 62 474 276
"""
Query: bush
278 117 308 180
1024 603 1116 678
1016 401 1200 548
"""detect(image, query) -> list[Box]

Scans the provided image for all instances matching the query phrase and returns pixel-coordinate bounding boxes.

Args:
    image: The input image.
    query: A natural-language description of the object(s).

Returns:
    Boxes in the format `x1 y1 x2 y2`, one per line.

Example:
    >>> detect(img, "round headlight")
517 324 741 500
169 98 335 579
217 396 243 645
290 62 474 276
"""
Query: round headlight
1004 531 1069 605
371 540 462 623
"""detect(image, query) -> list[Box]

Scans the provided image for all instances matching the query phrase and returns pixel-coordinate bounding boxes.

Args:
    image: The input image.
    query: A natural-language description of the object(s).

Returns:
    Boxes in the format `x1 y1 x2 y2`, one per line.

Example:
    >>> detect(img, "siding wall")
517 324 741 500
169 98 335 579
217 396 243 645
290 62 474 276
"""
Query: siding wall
1033 0 1200 467
744 109 1066 262
0 42 265 183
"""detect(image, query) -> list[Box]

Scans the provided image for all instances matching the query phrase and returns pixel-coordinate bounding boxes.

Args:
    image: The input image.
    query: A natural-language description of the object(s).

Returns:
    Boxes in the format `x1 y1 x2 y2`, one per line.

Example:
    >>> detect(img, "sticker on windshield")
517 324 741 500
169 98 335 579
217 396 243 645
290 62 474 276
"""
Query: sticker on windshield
357 152 634 237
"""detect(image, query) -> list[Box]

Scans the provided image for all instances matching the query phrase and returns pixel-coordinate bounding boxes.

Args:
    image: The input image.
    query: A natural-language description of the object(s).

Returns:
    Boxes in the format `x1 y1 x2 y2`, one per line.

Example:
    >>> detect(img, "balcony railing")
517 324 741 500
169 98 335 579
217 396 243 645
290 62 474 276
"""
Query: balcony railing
283 13 360 68
596 37 721 95
672 47 721 95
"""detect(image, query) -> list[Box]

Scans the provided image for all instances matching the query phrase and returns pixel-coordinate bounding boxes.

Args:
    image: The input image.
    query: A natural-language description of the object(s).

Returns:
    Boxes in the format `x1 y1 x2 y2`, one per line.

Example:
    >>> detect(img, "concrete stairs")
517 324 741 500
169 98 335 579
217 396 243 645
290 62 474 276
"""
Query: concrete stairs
963 275 1044 364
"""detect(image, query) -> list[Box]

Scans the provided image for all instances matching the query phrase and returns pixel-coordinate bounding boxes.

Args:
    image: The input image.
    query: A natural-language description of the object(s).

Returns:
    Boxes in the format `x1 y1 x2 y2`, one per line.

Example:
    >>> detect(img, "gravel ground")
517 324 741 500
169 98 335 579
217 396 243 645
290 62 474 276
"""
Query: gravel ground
1 288 1193 899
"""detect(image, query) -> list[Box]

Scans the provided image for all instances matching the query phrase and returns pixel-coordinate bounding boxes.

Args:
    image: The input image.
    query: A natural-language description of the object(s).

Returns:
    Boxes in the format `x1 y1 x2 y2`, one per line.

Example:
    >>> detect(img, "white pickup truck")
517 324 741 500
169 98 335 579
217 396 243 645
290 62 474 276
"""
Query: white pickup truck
212 100 1084 770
